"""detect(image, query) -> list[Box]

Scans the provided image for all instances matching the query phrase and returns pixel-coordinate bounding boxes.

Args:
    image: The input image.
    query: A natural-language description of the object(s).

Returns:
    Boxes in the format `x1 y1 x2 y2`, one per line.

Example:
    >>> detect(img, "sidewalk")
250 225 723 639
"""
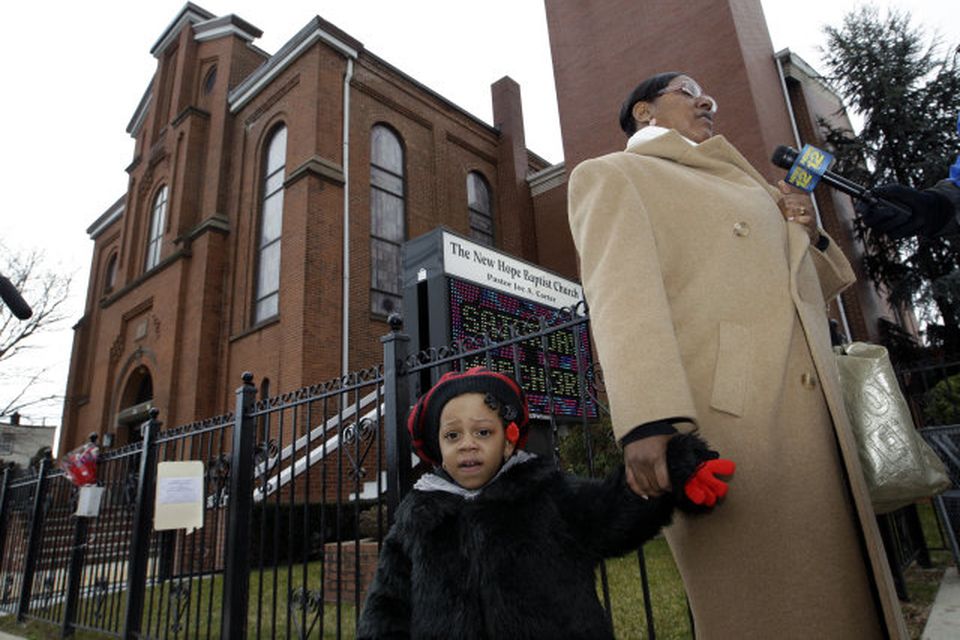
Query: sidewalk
923 566 960 639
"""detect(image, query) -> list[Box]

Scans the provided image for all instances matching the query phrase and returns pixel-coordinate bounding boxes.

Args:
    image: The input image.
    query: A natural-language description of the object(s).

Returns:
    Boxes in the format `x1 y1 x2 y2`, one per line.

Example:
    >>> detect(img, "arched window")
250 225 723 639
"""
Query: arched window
253 125 287 323
467 172 494 246
145 186 168 270
104 252 118 294
370 125 405 316
202 65 217 95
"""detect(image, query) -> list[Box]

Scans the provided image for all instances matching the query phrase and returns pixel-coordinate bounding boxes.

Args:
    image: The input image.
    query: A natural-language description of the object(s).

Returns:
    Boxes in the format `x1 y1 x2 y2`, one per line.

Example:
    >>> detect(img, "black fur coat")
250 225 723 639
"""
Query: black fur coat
357 434 712 639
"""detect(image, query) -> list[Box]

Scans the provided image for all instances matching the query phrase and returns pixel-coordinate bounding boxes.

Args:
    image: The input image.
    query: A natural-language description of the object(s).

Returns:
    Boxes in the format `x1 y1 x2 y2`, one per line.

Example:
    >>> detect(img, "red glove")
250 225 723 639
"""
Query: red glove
684 459 736 507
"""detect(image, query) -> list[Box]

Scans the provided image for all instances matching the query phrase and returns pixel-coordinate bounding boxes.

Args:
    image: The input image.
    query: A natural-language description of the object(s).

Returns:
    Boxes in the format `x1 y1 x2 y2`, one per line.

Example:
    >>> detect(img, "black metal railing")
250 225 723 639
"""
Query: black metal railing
10 308 957 637
880 356 960 599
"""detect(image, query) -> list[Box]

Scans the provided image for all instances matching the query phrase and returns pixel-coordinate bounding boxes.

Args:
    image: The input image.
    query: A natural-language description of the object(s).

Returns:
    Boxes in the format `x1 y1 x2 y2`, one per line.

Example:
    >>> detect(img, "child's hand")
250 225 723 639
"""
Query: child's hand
684 459 735 507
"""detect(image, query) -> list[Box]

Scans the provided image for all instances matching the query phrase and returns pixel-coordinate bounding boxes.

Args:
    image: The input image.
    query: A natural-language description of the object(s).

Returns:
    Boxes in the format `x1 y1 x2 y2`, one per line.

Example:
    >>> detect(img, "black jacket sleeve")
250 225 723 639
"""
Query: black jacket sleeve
560 433 717 559
618 419 679 446
929 179 960 236
356 528 411 640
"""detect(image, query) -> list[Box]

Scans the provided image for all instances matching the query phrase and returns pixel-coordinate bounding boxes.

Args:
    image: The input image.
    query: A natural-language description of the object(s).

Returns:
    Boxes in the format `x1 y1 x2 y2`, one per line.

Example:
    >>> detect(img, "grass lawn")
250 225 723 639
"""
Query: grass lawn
601 537 693 639
0 502 953 639
0 564 358 639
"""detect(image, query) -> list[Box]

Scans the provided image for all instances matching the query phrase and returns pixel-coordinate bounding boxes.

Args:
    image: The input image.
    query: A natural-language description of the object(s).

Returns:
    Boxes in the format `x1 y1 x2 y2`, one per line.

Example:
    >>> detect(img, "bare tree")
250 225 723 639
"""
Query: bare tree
0 241 73 417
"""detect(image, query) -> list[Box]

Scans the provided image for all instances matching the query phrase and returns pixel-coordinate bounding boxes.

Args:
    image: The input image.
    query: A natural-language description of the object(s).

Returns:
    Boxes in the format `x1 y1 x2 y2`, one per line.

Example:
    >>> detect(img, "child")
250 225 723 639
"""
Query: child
357 367 733 640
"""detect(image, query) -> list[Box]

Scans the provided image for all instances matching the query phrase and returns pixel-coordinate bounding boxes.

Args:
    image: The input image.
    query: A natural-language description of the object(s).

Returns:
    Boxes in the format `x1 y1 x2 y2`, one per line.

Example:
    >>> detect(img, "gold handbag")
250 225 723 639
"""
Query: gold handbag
834 342 951 514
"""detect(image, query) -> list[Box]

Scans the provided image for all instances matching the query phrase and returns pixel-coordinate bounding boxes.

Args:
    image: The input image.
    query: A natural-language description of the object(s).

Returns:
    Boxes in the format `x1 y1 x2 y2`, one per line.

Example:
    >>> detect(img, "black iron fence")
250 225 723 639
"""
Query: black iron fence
896 358 960 573
1 306 674 639
2 310 957 638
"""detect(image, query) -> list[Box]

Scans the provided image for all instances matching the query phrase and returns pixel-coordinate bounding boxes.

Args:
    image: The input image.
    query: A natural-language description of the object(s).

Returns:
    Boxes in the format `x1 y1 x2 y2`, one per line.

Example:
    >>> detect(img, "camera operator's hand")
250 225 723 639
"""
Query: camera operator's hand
854 183 953 239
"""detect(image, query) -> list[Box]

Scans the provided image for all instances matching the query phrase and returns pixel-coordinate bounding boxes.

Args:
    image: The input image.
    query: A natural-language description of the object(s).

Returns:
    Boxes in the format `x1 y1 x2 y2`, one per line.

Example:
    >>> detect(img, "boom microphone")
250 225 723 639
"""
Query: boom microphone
0 274 33 320
771 145 870 199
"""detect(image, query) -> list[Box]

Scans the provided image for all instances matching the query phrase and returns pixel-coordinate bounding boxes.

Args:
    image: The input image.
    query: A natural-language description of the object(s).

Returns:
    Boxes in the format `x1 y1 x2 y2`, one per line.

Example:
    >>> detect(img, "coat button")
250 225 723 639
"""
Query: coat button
733 222 750 237
801 372 818 389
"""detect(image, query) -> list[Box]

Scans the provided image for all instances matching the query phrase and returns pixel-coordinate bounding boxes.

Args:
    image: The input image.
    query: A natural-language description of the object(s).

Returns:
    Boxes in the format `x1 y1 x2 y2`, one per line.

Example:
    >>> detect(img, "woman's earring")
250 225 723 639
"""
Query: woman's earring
649 117 657 126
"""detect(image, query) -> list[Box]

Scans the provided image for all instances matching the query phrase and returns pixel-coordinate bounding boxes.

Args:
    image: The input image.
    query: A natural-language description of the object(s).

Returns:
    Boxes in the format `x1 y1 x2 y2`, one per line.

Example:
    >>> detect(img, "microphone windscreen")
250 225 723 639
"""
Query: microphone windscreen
771 145 798 170
0 275 33 320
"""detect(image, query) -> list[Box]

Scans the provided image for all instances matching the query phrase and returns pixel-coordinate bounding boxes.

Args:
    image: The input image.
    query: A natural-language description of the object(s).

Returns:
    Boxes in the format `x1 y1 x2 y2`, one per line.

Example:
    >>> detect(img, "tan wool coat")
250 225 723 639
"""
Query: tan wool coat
568 131 907 639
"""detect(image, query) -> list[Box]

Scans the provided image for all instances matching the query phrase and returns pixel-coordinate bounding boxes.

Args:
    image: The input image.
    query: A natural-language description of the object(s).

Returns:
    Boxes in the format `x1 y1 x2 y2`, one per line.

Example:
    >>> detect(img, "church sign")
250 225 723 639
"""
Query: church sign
402 228 595 419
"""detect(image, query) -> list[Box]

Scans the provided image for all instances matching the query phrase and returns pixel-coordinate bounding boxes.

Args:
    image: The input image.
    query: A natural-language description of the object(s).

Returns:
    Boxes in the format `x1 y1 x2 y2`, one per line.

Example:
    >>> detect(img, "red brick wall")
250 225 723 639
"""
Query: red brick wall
532 179 575 280
323 539 379 604
545 0 795 179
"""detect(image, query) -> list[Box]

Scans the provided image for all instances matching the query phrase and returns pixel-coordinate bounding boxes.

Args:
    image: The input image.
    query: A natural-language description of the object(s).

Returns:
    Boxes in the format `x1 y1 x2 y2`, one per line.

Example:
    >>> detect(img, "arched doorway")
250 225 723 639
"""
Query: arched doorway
115 365 154 445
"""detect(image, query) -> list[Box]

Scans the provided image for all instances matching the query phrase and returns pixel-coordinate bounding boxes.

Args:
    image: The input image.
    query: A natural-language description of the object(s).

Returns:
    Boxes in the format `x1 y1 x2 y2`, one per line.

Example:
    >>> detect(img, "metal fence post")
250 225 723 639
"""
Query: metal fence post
222 372 257 640
17 454 51 621
0 466 11 570
60 511 88 638
381 314 412 523
121 409 160 639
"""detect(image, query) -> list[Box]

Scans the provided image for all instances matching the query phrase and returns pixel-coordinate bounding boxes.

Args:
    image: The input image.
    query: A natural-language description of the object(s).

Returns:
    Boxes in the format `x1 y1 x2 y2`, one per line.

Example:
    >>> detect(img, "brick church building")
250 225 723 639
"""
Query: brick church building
59 3 569 452
60 0 892 453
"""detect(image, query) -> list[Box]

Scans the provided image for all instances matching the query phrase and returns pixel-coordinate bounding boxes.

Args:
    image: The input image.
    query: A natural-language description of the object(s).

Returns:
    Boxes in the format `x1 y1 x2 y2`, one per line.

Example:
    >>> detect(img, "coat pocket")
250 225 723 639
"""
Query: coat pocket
709 322 749 417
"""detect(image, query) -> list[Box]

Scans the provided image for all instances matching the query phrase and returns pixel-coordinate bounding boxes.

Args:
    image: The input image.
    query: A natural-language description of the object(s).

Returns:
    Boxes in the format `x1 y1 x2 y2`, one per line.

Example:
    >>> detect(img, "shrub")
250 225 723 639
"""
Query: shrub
923 373 960 426
558 418 622 478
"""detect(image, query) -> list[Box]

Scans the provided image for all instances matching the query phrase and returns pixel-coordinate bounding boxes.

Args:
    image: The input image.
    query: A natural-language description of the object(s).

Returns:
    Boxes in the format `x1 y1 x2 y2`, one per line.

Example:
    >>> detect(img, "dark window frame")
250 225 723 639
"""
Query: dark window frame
369 124 406 318
104 251 118 294
145 185 168 271
467 171 494 246
252 124 288 324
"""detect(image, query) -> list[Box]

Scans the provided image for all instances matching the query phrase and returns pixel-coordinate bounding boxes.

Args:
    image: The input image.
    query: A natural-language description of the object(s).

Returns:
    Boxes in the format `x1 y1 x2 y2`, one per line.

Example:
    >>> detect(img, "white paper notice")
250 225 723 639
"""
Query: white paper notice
157 476 203 505
76 485 105 517
154 461 205 531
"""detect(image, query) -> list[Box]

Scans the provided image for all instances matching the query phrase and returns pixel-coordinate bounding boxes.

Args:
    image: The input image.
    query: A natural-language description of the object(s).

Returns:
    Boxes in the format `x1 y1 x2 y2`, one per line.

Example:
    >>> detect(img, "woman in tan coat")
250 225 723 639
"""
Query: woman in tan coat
568 72 907 638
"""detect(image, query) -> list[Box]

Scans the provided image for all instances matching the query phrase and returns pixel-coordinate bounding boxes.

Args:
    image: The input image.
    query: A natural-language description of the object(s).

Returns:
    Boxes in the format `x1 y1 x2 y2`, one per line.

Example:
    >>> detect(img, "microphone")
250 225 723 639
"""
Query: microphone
771 146 871 200
0 274 33 320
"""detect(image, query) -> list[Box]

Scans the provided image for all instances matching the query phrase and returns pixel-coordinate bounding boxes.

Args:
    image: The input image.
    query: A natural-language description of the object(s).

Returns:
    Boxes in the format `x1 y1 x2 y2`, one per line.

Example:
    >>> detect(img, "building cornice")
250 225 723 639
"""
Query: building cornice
185 214 231 241
528 162 566 196
285 156 345 188
229 17 362 114
774 48 836 96
87 196 126 239
171 105 211 128
193 14 262 44
100 248 189 309
150 2 216 56
126 87 152 136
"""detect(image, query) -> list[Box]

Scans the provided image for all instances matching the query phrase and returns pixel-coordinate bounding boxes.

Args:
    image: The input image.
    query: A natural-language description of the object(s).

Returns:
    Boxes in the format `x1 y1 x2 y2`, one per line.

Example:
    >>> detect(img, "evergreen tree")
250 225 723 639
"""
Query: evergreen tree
819 7 960 356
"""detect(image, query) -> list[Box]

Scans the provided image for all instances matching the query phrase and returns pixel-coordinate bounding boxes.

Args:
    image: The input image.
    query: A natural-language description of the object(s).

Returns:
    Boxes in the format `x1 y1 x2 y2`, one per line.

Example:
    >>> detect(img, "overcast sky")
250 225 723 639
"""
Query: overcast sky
2 0 957 434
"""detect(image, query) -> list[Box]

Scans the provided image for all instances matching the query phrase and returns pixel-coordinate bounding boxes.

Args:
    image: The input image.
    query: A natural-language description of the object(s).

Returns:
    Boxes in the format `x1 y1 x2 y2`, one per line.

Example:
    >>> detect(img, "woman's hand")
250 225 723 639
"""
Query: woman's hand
623 435 674 498
777 180 820 244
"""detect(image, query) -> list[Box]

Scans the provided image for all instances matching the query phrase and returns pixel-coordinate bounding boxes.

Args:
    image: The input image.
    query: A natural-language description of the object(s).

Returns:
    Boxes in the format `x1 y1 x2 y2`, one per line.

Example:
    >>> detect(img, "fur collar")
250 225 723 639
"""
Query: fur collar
401 454 561 532
413 451 537 499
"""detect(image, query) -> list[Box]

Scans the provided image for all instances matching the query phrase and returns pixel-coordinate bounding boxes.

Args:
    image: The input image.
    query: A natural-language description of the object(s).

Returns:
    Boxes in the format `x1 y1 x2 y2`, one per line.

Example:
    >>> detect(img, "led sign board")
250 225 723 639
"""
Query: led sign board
403 229 595 419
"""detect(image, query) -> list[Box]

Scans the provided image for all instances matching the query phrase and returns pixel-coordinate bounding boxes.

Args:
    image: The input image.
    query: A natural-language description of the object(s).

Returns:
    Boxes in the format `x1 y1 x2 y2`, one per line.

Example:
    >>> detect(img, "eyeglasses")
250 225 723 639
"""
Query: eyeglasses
657 79 718 114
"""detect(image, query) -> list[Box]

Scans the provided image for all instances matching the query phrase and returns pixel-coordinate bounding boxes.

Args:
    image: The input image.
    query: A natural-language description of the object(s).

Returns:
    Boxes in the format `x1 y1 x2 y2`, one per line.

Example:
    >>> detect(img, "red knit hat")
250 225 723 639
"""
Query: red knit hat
407 367 530 465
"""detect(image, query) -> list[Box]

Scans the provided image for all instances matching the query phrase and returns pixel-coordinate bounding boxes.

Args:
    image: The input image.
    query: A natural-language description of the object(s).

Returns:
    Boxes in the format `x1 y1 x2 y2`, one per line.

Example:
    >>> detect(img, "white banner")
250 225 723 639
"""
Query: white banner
440 232 582 309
